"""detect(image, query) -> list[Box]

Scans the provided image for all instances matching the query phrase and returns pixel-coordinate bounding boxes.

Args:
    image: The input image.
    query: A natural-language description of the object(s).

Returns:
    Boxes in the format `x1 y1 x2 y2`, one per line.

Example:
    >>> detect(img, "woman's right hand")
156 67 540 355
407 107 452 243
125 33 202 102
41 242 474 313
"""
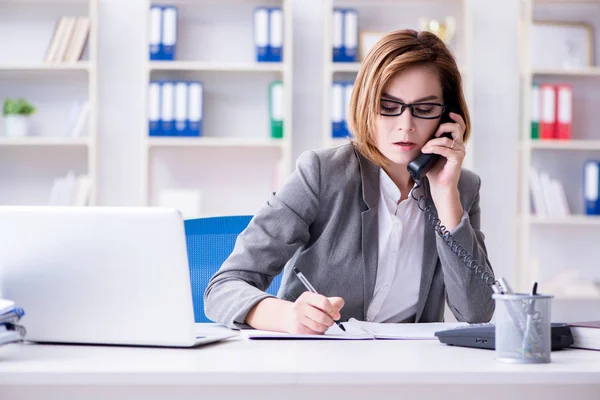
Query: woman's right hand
284 292 345 334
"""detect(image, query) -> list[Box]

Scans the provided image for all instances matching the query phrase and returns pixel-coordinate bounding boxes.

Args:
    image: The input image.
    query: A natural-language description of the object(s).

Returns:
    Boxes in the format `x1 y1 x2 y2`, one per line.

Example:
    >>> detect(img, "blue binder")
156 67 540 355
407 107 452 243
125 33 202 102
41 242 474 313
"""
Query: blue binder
254 7 269 62
342 9 358 62
331 81 345 138
332 8 344 62
149 6 162 60
174 81 188 136
187 81 203 137
148 81 161 136
160 81 175 136
584 160 600 215
268 7 283 62
161 6 178 61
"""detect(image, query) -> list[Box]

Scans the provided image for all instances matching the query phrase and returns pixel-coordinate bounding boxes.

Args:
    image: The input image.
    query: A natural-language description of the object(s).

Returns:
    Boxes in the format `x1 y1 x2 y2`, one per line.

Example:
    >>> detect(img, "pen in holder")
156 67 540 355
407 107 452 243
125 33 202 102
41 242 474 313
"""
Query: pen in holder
492 292 553 364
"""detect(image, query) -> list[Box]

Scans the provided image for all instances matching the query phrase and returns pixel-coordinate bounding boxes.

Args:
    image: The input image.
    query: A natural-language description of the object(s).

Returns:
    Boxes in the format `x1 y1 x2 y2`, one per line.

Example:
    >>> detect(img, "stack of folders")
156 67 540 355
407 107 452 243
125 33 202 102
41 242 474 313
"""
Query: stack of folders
253 7 283 62
584 160 600 216
331 80 354 139
530 83 572 140
269 81 284 138
0 299 26 347
529 167 570 217
332 8 358 62
44 16 90 63
149 5 178 61
149 81 203 137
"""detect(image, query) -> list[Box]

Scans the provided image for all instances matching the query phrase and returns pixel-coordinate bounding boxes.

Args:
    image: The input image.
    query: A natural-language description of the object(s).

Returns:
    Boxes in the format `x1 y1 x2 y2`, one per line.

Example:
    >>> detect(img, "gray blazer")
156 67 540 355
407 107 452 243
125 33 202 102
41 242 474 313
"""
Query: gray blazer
204 143 495 329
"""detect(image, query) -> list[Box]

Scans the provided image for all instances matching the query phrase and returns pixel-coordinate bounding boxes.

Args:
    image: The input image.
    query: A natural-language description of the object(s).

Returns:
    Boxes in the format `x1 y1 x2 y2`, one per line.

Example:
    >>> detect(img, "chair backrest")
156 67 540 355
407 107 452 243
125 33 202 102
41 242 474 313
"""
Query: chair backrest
184 215 282 323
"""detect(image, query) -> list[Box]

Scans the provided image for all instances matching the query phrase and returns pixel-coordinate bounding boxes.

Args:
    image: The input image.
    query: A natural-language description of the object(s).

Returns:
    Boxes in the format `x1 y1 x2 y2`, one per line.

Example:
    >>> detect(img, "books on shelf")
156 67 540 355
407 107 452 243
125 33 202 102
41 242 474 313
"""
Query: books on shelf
331 80 353 139
253 7 283 62
569 321 600 351
44 16 90 64
529 167 570 217
531 82 572 140
149 5 177 61
149 80 203 137
332 8 358 62
47 171 91 206
63 100 90 138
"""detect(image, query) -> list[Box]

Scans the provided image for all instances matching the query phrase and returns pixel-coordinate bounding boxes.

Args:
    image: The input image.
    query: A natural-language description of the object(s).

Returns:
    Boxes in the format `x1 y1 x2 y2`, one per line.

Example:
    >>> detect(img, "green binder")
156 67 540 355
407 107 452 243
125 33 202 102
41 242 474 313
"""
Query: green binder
269 81 284 139
531 83 540 140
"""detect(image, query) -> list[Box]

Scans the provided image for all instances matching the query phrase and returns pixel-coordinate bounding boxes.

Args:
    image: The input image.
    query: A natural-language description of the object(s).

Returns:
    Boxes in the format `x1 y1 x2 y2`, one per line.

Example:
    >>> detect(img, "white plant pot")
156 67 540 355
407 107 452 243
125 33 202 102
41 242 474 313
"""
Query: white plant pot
4 115 29 137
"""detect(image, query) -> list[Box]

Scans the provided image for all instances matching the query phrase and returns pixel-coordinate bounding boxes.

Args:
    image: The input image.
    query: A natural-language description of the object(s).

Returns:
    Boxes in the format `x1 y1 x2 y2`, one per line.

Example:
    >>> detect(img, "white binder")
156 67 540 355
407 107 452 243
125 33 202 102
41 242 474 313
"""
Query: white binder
188 82 203 136
343 9 358 62
331 82 344 138
148 82 161 136
174 81 188 136
332 9 344 62
269 8 283 62
160 81 175 136
149 6 162 60
254 8 269 62
161 6 177 60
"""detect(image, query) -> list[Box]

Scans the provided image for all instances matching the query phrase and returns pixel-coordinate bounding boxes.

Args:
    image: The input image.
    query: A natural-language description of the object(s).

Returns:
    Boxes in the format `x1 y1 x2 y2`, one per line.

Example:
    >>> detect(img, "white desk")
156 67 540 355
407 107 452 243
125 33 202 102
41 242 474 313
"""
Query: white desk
0 336 599 400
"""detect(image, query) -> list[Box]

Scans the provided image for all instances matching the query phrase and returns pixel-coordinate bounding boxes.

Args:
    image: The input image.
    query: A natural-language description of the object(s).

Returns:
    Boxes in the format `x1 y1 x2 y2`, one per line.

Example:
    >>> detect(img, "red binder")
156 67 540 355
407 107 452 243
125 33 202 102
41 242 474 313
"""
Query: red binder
540 83 556 140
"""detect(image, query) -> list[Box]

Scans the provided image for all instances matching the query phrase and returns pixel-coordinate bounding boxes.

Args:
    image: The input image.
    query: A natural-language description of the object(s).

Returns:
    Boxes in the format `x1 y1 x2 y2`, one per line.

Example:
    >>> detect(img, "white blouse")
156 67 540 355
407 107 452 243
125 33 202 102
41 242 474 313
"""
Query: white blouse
365 169 424 323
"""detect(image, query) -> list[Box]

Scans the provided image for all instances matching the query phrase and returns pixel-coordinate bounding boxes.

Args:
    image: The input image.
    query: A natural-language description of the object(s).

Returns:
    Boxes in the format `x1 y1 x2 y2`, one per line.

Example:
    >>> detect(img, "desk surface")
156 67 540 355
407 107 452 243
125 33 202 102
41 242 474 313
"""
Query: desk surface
1 335 599 386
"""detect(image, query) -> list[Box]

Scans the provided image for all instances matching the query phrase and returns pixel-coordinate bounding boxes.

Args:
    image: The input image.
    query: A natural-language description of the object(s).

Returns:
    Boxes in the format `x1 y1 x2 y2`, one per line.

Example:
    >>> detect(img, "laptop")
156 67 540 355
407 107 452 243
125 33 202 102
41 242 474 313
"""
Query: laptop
0 206 237 347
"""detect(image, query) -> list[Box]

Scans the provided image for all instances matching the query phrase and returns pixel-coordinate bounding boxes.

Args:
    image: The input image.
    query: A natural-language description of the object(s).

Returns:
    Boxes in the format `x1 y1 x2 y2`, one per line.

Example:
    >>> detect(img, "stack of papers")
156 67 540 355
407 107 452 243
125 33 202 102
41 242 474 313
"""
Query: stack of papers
242 318 469 340
0 299 26 346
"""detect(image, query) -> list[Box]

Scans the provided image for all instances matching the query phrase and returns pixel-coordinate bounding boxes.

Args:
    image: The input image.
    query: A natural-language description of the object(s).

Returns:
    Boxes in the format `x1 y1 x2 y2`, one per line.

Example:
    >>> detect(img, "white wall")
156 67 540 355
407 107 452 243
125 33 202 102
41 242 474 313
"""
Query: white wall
96 0 520 290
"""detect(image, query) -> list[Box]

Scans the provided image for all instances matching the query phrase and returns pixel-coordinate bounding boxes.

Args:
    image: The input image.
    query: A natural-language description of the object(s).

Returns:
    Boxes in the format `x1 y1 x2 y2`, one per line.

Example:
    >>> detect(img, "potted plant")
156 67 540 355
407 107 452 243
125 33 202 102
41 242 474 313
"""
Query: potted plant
3 98 36 137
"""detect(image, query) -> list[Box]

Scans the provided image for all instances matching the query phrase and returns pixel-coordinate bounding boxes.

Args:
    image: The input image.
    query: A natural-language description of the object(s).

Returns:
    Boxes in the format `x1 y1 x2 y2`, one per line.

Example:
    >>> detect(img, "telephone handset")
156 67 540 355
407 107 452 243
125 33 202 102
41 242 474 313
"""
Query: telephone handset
406 107 503 295
407 107 456 184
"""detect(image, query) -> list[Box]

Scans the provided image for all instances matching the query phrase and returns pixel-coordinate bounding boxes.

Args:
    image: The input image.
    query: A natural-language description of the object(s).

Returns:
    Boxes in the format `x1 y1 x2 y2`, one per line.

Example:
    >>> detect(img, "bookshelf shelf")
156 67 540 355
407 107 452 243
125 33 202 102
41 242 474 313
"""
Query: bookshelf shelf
0 63 91 72
529 215 600 226
525 139 600 150
330 62 361 73
532 68 600 77
0 137 90 147
149 61 284 73
148 137 285 148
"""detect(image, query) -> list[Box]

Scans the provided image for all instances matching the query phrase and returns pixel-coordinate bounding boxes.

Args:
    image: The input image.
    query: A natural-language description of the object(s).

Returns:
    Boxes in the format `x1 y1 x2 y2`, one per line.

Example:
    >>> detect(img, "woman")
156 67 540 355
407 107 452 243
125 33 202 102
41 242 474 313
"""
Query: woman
204 29 495 334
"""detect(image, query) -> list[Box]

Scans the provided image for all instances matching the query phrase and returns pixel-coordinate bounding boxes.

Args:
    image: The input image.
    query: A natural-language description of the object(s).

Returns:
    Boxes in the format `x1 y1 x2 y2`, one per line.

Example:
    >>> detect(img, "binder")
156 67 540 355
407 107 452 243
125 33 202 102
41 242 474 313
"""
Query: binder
343 81 354 138
531 83 540 140
148 81 161 136
584 160 600 215
556 84 572 140
270 81 284 138
161 6 177 61
188 81 203 137
160 81 175 136
332 9 344 62
174 81 188 136
254 7 269 62
343 9 358 62
331 81 344 138
540 83 556 140
149 6 163 60
269 7 283 62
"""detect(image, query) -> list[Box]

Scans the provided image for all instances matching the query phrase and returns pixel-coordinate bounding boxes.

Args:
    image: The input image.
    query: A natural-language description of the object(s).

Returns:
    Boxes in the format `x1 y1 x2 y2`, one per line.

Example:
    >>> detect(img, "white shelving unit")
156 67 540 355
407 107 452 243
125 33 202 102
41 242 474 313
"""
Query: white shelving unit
517 0 600 299
320 0 474 171
141 0 293 217
0 0 98 206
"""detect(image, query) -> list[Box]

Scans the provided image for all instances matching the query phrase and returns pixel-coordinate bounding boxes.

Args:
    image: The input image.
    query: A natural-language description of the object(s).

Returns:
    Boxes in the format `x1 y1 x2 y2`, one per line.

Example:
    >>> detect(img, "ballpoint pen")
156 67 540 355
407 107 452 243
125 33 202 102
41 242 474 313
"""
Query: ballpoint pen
293 267 346 332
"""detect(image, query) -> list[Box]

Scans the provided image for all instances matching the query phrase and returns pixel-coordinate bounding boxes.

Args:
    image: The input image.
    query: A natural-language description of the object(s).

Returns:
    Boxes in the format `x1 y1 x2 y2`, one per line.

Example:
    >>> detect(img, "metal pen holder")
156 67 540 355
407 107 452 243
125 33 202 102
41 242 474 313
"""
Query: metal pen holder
492 293 553 364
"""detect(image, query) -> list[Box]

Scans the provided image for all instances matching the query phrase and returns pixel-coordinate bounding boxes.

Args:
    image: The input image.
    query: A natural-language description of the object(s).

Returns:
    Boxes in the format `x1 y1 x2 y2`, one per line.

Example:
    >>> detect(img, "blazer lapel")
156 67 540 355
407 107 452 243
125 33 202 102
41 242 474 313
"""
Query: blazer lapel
355 148 379 318
414 177 439 322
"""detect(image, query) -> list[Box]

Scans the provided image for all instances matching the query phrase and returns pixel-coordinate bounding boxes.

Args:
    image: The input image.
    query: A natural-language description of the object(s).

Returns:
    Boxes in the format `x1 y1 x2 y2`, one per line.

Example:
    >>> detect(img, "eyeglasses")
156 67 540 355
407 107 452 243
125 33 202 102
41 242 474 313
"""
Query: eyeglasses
379 98 446 119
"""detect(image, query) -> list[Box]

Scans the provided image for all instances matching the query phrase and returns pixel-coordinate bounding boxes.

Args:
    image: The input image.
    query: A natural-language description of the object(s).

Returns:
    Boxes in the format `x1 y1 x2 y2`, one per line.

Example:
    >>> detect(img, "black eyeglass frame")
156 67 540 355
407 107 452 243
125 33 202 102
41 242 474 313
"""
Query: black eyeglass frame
379 98 447 120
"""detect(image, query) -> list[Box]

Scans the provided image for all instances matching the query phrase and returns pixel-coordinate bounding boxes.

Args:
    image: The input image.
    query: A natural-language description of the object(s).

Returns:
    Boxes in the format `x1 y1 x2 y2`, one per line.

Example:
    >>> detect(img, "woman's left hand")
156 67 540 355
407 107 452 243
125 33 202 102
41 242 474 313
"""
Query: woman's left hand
420 112 466 191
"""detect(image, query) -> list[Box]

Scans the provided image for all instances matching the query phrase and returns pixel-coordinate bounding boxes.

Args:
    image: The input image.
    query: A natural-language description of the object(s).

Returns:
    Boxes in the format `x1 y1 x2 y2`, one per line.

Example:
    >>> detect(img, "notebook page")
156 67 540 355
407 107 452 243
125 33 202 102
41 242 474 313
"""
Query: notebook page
242 322 373 340
347 318 469 340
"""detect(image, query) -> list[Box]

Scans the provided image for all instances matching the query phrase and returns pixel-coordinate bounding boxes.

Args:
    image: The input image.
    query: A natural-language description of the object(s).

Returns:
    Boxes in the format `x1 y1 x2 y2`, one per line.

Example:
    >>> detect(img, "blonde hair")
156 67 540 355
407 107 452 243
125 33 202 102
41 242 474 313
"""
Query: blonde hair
348 29 471 167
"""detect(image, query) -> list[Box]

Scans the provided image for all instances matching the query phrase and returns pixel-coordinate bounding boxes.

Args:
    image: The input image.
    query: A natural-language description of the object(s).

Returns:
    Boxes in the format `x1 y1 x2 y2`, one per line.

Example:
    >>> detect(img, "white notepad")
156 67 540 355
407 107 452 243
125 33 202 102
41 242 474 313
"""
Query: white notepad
242 318 469 340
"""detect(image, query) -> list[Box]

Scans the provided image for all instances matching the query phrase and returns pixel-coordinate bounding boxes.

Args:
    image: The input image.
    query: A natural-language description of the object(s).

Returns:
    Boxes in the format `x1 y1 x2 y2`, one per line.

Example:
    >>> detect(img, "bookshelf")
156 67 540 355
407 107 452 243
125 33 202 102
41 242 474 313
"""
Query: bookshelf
320 0 474 171
141 0 293 218
517 0 600 299
0 0 97 206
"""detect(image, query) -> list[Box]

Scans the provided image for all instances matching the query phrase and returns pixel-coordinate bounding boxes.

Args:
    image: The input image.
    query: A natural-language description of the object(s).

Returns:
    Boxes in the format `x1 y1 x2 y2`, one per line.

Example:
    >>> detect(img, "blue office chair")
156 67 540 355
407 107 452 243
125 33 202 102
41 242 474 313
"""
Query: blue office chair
184 215 283 323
